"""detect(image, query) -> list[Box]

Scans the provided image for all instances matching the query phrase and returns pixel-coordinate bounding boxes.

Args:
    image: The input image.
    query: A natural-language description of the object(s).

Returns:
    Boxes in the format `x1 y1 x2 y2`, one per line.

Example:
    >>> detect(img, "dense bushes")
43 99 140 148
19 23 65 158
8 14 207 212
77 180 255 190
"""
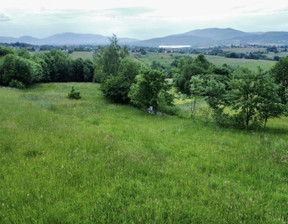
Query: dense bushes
0 54 42 88
0 47 95 87
129 68 173 113
95 36 174 112
196 68 286 128
172 54 287 128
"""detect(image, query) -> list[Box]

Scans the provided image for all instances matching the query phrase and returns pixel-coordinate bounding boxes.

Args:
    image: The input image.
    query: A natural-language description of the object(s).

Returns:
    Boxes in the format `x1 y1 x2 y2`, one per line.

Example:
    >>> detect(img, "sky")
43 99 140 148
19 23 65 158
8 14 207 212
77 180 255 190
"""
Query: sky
1 0 288 39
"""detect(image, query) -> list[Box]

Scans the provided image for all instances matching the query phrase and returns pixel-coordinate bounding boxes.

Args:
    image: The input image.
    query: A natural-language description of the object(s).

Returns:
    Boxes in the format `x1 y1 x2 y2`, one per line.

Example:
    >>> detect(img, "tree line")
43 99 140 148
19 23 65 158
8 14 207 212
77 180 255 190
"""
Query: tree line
0 47 94 88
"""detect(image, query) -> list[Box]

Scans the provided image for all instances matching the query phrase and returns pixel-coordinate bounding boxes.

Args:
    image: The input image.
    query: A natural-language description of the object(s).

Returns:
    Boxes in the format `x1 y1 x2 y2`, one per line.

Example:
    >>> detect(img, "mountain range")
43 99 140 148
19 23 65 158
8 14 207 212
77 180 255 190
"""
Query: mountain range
1 28 288 47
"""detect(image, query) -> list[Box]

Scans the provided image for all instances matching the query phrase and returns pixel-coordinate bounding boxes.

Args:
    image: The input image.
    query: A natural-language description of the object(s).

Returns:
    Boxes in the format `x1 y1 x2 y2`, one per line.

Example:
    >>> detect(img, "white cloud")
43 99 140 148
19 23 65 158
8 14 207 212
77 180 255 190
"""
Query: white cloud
1 0 288 38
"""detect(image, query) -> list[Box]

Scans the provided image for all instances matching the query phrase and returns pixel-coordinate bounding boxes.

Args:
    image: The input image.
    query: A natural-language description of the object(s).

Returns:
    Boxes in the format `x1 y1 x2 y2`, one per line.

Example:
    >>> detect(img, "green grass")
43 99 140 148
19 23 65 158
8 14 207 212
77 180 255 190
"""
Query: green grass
1 83 288 223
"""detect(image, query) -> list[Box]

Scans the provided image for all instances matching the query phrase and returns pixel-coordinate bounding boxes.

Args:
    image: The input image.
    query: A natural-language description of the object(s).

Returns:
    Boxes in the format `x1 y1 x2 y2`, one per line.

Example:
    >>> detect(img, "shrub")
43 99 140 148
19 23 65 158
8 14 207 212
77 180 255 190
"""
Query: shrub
68 87 81 100
9 80 26 89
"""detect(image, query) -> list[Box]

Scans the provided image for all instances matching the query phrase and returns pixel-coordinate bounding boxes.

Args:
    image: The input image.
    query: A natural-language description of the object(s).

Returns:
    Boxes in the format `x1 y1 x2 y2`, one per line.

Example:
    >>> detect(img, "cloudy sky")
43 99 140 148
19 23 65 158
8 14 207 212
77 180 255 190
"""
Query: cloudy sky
1 0 288 39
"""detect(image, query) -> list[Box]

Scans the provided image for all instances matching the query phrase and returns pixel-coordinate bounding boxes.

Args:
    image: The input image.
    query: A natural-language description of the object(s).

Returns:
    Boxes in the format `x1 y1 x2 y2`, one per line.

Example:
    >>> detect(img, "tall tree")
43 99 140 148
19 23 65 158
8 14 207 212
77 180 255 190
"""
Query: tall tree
270 57 288 105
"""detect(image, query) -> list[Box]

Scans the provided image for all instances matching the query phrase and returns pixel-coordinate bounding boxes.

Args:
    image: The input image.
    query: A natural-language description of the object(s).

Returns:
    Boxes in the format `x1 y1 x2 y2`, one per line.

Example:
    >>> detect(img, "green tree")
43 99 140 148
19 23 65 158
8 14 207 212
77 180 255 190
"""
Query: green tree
101 57 141 103
257 75 284 127
205 68 285 128
17 48 31 59
174 55 212 95
129 68 173 113
190 76 204 115
225 69 263 128
94 34 128 81
0 54 42 87
270 57 288 105
71 58 84 82
83 59 94 82
0 47 15 57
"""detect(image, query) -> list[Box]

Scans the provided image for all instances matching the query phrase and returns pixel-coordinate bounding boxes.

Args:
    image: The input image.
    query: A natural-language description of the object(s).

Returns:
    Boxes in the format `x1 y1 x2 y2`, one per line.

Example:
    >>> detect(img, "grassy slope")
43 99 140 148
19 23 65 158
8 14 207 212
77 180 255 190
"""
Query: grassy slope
0 83 288 223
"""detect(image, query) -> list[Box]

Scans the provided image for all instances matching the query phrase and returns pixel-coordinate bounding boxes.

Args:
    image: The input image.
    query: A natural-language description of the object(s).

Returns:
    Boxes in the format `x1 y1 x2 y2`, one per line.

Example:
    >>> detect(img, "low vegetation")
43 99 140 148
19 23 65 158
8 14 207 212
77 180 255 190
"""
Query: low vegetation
1 83 288 223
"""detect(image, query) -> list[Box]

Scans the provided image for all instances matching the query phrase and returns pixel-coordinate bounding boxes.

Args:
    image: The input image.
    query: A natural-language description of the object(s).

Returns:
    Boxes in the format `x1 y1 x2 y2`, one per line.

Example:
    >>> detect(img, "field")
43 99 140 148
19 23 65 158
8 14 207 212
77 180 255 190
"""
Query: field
1 83 288 223
68 51 277 72
222 47 267 53
69 51 94 60
205 55 276 71
135 53 276 72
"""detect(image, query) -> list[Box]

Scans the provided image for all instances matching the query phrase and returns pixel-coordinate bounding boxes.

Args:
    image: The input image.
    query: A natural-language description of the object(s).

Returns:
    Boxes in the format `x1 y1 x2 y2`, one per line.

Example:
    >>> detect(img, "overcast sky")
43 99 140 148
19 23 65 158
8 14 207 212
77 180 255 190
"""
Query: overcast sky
1 0 288 39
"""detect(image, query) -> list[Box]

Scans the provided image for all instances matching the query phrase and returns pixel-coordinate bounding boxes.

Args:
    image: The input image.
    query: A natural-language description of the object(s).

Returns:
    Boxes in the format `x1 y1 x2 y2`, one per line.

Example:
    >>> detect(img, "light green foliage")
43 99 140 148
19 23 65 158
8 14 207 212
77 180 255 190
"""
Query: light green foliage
0 83 288 223
129 68 173 112
205 68 285 128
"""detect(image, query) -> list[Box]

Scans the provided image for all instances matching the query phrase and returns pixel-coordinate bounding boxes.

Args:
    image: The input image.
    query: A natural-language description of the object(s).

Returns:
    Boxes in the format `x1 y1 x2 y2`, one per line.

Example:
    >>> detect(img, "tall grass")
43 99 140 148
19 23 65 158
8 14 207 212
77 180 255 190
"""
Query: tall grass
0 83 287 223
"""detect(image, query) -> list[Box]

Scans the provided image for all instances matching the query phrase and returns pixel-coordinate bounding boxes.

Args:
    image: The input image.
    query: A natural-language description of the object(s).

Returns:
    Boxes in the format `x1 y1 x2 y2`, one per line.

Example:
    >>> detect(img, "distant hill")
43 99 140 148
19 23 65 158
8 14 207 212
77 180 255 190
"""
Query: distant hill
0 33 138 46
1 28 288 47
133 35 214 47
135 28 288 47
180 28 250 40
226 32 288 45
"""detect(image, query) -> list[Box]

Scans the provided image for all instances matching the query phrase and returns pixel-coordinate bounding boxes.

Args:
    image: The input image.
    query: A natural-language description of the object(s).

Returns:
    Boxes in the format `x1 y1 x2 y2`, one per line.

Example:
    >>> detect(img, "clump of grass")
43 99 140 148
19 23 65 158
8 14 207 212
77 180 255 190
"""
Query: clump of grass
67 87 81 100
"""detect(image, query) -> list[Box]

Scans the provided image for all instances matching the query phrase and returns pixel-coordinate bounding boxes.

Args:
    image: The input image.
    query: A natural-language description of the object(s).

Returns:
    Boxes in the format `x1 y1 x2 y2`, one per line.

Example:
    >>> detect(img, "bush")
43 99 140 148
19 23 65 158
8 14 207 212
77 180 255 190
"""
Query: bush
9 80 26 89
0 54 36 87
68 87 81 100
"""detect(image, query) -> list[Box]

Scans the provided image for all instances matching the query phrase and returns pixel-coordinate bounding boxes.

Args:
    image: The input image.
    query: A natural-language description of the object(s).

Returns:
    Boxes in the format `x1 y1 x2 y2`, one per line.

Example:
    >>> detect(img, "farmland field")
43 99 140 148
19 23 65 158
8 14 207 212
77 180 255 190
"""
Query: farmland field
0 83 288 223
68 51 277 72
69 51 94 60
205 55 276 71
222 47 267 53
135 53 276 72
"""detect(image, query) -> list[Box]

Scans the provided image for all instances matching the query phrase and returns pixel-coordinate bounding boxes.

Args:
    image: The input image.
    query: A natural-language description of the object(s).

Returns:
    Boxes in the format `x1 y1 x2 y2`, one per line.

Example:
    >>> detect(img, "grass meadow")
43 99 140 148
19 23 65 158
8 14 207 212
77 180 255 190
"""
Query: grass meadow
1 83 288 223
69 51 94 60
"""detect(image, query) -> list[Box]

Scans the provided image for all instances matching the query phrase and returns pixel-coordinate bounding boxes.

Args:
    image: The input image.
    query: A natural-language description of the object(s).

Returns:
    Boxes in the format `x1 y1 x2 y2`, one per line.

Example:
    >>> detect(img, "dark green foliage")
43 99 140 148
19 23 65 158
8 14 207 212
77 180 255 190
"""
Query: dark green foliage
0 54 42 87
174 55 216 95
71 58 84 82
270 57 288 104
101 57 141 103
96 35 139 104
83 59 94 82
129 68 173 112
68 87 81 100
17 48 31 59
